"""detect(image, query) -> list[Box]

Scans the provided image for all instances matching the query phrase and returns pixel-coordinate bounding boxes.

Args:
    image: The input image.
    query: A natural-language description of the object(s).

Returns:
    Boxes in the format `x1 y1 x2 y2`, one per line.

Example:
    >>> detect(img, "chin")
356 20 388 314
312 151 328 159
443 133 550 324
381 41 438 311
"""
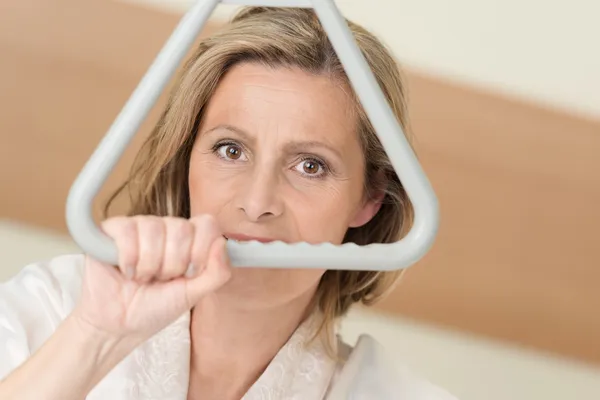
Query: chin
216 265 325 309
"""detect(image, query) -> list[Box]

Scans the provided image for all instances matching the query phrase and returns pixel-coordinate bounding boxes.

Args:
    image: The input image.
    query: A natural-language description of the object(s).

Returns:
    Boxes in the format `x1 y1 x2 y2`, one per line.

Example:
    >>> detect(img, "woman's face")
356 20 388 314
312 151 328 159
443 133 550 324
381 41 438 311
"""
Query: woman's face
188 62 381 309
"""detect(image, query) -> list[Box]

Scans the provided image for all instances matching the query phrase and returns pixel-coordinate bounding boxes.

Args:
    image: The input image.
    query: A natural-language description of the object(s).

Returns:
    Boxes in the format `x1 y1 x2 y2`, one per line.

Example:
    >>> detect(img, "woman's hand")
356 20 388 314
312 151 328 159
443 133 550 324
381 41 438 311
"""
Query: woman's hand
0 214 231 400
72 214 232 345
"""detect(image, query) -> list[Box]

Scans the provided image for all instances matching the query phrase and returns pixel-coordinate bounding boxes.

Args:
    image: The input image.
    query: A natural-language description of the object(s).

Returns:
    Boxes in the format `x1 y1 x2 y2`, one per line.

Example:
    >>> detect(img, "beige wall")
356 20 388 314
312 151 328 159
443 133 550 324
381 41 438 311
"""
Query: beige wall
123 0 600 120
1 0 599 366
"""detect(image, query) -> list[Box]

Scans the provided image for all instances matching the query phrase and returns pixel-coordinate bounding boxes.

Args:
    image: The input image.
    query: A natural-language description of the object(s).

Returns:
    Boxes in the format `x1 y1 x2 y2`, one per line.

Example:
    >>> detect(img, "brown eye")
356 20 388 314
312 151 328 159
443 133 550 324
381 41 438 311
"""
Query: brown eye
294 158 326 178
303 160 319 175
225 145 242 160
216 143 246 161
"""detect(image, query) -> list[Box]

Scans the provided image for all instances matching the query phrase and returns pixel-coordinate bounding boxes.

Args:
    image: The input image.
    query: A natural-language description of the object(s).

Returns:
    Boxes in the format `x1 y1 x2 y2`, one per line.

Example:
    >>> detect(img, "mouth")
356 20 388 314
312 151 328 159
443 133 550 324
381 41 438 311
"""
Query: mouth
223 233 279 244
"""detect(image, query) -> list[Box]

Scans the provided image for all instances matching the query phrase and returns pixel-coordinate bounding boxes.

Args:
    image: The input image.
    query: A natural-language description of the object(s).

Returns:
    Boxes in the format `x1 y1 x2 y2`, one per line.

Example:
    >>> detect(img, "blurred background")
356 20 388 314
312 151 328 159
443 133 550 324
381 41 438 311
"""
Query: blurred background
1 0 599 398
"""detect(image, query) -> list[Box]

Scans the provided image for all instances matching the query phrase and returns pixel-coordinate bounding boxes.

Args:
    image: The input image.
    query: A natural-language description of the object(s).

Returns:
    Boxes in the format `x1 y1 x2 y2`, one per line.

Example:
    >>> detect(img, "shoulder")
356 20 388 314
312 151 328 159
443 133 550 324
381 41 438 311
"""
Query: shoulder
330 334 458 400
0 253 85 379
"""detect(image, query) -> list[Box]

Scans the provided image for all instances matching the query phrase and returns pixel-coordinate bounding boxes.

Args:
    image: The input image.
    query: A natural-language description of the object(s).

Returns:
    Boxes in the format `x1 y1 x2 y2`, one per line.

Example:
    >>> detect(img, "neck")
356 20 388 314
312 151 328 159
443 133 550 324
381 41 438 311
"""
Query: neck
187 290 316 400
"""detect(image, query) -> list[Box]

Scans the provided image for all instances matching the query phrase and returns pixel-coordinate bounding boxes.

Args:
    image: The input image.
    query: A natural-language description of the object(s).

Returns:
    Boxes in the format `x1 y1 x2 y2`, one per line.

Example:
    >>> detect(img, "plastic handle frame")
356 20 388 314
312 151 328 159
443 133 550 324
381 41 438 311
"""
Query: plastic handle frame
66 0 440 271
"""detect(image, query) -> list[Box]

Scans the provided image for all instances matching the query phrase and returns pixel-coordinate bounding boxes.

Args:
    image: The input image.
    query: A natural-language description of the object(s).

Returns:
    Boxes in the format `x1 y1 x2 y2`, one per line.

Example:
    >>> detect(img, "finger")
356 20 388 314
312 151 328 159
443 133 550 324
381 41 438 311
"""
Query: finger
186 235 232 303
100 217 139 279
159 217 194 281
186 215 222 278
135 216 166 283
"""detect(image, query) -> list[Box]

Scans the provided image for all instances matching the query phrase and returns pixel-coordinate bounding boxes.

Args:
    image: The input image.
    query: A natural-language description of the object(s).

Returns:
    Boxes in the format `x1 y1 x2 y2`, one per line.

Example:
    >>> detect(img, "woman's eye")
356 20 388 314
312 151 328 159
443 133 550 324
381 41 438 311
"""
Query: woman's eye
217 144 247 161
294 158 326 178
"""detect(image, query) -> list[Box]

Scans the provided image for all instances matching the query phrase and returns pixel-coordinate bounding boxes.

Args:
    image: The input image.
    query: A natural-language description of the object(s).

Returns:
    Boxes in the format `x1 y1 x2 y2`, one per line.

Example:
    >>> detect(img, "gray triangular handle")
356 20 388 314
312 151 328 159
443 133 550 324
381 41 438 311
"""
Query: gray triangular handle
66 0 440 271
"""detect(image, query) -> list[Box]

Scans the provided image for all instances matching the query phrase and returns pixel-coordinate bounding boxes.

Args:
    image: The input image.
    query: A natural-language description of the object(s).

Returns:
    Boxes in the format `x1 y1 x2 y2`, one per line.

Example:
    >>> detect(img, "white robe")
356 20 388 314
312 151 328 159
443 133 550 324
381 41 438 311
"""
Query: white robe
0 254 457 399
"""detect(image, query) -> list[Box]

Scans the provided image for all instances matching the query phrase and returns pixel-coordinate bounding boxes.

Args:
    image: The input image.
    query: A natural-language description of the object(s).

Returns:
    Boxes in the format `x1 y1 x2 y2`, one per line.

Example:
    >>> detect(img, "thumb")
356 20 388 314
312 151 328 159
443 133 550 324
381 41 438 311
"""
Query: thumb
186 236 232 303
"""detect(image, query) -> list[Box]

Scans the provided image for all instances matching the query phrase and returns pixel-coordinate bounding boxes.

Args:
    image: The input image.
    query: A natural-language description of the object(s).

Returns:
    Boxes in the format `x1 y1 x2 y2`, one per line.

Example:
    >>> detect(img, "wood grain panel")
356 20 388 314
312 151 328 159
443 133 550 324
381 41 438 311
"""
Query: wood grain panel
0 0 221 226
379 74 600 365
1 0 599 365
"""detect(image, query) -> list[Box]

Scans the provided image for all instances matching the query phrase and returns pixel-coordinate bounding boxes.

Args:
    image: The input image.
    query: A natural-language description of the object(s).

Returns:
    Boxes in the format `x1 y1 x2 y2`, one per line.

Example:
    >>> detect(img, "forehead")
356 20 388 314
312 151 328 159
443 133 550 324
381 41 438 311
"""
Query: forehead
201 62 358 145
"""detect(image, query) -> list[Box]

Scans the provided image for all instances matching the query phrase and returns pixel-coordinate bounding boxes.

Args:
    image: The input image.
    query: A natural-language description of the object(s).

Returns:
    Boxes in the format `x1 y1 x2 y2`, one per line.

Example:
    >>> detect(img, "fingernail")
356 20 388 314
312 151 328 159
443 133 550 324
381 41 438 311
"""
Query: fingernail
125 266 135 280
185 263 196 278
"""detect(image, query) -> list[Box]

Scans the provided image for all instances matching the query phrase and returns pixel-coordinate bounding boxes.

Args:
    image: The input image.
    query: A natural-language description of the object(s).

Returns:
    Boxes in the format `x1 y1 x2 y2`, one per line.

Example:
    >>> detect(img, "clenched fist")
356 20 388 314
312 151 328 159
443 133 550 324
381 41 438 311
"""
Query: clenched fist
72 214 232 343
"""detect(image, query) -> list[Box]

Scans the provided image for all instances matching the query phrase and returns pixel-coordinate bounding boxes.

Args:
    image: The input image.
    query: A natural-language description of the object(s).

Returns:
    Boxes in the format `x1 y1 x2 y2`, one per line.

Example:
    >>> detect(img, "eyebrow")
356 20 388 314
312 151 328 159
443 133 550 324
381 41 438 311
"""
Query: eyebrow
203 124 254 143
203 124 344 159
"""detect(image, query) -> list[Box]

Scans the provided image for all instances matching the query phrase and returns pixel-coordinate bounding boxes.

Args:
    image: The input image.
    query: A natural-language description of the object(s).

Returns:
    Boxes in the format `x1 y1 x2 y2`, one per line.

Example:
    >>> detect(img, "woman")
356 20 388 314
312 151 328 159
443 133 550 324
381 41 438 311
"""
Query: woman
0 7 456 400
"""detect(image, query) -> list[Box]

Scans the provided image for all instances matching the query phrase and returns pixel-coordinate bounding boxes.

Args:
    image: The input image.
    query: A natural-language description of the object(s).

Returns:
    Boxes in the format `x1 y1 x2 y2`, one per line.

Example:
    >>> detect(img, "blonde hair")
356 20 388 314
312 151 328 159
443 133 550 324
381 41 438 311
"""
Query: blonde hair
105 7 414 347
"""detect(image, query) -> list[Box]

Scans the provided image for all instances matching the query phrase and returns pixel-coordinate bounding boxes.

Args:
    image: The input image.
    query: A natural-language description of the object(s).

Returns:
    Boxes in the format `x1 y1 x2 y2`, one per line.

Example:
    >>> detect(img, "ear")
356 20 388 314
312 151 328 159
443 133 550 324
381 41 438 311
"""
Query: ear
349 188 385 228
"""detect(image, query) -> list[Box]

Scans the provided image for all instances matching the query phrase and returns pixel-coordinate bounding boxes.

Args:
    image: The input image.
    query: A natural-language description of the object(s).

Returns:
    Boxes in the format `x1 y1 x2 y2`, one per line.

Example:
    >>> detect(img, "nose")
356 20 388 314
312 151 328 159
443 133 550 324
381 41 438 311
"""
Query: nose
237 166 284 222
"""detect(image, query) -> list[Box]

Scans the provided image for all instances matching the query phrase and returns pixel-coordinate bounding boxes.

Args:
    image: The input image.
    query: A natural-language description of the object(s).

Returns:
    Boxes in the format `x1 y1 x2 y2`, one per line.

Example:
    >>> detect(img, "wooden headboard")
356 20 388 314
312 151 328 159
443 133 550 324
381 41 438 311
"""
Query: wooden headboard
1 0 599 365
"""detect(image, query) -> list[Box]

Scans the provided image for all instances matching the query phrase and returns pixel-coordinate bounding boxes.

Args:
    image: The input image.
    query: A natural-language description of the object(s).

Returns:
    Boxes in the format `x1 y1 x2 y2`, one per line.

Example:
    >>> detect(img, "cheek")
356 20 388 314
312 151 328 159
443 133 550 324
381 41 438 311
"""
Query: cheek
188 157 243 215
288 181 362 245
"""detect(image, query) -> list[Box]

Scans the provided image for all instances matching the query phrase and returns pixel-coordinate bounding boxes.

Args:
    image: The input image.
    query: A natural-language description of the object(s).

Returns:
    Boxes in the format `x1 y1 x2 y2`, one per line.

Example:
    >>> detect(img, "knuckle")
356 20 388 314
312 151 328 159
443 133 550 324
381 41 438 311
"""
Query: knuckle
169 218 194 242
135 217 165 246
191 214 220 238
191 214 215 228
163 222 193 276
121 218 138 241
135 217 165 270
101 216 130 238
146 217 165 237
106 219 138 267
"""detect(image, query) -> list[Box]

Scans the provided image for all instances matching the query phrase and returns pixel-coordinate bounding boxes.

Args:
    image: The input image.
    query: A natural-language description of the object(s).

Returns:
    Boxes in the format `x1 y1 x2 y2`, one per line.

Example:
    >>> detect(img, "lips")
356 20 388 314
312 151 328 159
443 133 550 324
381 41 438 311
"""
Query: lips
223 233 279 243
